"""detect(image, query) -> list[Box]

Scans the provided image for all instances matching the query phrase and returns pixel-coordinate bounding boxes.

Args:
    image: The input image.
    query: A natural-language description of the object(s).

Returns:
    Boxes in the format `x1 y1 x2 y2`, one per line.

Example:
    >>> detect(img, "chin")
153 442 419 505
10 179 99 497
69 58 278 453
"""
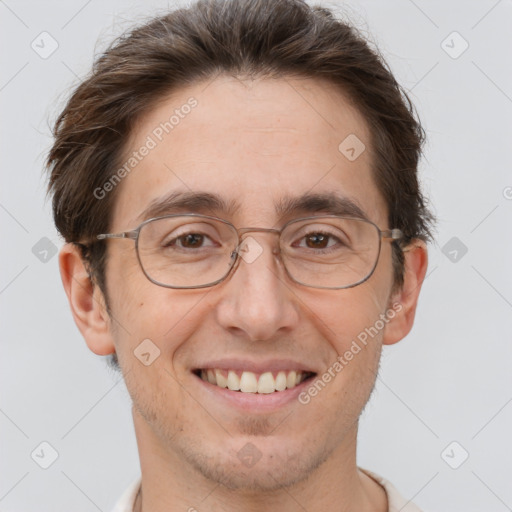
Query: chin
180 435 330 492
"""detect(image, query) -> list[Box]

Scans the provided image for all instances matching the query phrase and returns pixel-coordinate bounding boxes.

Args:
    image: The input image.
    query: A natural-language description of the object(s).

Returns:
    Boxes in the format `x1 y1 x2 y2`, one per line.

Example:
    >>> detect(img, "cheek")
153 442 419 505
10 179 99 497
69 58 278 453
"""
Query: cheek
298 285 389 413
309 280 389 348
105 243 173 332
107 263 212 366
300 273 391 400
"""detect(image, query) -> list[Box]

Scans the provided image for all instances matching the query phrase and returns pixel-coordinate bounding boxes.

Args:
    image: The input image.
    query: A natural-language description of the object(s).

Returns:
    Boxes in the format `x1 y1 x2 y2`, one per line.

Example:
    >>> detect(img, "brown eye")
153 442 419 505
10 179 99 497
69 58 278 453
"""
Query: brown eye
177 233 205 248
304 233 331 249
162 232 215 249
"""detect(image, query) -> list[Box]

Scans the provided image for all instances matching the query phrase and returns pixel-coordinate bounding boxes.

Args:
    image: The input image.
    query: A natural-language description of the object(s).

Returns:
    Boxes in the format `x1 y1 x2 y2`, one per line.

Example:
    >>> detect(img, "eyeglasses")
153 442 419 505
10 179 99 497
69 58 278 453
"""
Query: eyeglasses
97 213 403 290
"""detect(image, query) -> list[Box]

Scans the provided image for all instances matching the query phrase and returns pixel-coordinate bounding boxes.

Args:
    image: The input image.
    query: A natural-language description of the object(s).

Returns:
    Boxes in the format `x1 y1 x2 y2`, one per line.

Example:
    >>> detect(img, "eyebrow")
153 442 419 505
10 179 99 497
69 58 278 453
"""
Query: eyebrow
137 190 369 224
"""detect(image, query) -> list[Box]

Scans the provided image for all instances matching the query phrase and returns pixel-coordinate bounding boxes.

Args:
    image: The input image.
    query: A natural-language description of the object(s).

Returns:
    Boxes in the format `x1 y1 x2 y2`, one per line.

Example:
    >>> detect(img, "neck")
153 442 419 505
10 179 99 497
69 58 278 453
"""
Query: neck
131 409 387 512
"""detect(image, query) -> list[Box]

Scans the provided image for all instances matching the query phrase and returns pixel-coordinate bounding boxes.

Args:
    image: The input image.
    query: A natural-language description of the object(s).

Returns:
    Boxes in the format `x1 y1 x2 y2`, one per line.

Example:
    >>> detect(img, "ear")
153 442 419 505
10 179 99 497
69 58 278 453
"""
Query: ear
382 240 428 346
59 243 116 356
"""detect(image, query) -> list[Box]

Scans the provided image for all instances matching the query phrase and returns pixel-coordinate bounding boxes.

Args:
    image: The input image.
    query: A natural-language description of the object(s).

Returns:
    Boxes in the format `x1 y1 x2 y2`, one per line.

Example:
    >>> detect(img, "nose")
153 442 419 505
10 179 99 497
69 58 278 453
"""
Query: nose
214 232 300 342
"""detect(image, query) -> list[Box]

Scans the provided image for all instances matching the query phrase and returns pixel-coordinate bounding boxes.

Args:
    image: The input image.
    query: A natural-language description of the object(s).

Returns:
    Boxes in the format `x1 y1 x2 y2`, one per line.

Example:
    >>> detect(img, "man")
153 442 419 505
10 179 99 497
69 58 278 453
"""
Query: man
46 0 433 510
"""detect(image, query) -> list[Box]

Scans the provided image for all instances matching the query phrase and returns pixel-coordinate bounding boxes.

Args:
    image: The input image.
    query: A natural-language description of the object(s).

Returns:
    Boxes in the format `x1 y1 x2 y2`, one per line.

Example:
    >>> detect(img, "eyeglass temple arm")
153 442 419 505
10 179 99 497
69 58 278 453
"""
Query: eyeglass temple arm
97 231 138 240
381 228 403 241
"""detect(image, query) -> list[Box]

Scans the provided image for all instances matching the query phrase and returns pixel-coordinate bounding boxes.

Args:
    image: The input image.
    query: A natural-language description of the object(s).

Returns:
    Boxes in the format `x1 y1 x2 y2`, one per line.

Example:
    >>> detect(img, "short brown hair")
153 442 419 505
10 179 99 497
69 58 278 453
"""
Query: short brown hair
46 0 434 351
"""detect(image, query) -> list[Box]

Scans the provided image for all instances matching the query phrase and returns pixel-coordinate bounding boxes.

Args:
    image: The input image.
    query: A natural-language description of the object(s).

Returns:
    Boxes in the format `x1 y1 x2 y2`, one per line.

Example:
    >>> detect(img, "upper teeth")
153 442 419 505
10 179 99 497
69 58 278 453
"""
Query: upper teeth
200 369 306 393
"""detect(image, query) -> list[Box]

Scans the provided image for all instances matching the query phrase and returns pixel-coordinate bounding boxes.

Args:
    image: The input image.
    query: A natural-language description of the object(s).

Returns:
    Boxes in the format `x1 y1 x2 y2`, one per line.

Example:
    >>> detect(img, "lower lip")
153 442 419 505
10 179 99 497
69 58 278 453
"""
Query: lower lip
192 373 315 413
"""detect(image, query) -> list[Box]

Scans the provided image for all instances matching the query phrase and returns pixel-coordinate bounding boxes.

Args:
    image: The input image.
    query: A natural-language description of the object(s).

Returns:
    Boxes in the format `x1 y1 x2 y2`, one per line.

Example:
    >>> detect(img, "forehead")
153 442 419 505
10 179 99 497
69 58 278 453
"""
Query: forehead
111 75 387 229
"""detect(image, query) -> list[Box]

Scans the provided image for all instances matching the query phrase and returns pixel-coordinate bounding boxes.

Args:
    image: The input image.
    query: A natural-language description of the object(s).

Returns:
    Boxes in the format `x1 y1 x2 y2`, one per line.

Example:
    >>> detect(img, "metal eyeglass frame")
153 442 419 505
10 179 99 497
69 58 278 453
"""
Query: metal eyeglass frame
96 212 403 290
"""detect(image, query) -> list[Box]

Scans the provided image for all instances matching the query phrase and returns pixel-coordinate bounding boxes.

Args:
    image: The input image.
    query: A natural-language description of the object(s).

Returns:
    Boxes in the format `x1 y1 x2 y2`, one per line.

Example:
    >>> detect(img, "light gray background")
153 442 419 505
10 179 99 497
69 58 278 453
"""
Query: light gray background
1 0 511 510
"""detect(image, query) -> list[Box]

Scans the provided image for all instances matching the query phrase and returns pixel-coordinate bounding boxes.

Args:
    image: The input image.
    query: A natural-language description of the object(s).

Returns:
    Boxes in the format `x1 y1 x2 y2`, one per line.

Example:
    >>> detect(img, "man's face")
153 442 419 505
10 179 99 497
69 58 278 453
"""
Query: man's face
104 76 397 489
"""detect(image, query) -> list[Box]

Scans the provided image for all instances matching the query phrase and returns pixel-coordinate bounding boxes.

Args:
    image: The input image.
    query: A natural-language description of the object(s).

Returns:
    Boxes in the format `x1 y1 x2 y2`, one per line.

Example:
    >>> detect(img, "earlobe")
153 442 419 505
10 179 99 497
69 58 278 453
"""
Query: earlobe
59 244 116 356
382 240 429 346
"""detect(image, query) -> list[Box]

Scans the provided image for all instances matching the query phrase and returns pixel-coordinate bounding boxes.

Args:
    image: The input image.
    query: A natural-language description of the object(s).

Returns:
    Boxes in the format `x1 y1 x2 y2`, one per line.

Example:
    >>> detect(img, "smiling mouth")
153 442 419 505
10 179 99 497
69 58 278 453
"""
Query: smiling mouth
194 369 316 394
